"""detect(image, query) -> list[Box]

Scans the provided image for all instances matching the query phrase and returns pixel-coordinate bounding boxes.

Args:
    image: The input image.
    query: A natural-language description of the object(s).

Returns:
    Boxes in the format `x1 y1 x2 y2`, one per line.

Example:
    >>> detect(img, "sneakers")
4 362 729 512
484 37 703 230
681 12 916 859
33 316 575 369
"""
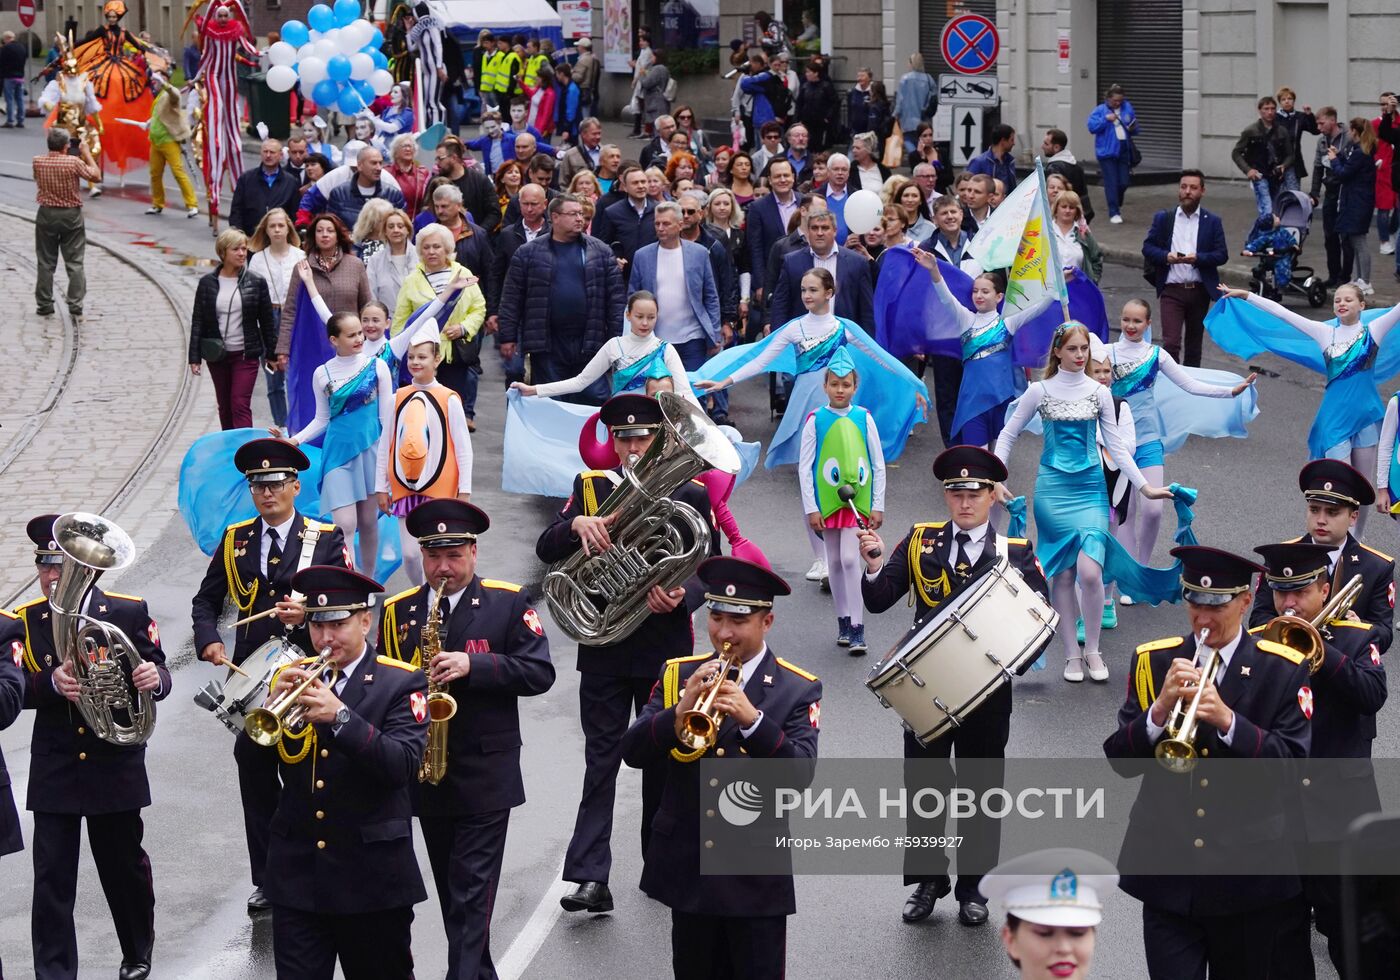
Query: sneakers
1101 603 1118 629
805 559 828 582
1109 214 1124 224
1119 594 1136 606
848 624 867 655
1085 652 1109 682
145 206 162 215
836 616 852 647
186 206 200 218
1383 242 1396 256
1064 656 1085 683
1355 278 1375 296
88 185 102 197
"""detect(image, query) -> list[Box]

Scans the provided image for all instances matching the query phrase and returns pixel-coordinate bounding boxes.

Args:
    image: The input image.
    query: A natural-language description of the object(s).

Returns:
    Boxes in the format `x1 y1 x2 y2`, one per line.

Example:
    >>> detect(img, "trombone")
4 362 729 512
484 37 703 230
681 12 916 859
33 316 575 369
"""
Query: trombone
1258 574 1364 675
1156 629 1220 773
678 642 741 752
244 649 338 747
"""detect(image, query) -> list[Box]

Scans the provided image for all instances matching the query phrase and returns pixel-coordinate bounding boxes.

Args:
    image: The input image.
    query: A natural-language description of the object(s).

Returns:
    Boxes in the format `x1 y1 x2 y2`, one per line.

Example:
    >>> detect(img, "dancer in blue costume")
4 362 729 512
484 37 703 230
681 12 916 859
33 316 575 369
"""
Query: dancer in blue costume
995 322 1176 684
695 267 926 578
1210 283 1400 534
912 246 1055 448
510 291 700 404
1109 298 1257 603
1379 392 1400 515
280 303 394 572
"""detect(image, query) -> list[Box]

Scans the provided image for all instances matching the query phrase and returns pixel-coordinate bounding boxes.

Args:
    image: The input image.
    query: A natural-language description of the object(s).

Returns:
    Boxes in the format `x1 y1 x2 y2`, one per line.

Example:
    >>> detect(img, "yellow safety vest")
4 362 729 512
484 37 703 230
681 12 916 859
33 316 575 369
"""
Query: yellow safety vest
523 53 547 90
481 51 504 93
501 51 523 95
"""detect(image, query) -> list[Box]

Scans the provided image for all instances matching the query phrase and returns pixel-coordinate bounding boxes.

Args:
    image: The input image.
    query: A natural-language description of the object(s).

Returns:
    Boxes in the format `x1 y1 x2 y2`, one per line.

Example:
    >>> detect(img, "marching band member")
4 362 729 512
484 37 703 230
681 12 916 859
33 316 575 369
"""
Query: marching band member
379 499 555 979
1104 546 1313 980
980 848 1120 980
1248 459 1395 652
859 446 1049 927
1253 541 1387 977
0 607 26 980
251 565 428 980
189 437 349 913
621 556 821 980
536 392 717 915
15 514 170 980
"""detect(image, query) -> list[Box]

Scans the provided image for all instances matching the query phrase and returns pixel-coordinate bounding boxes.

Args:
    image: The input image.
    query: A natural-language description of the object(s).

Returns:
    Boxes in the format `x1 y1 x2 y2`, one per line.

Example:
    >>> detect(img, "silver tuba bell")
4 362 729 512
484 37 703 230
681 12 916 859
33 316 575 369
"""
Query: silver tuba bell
544 392 741 645
49 513 156 746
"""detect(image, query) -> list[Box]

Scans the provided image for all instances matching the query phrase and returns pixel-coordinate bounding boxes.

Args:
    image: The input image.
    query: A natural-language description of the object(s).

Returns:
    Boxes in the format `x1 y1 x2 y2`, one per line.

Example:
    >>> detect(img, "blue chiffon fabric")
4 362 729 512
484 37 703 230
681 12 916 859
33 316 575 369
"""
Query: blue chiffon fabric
1110 346 1259 455
316 360 384 512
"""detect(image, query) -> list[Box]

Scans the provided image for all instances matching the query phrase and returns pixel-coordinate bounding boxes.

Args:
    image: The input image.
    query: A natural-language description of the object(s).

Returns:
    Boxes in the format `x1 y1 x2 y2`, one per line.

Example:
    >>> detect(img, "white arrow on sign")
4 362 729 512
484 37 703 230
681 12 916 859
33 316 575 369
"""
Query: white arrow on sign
937 73 999 108
951 106 983 166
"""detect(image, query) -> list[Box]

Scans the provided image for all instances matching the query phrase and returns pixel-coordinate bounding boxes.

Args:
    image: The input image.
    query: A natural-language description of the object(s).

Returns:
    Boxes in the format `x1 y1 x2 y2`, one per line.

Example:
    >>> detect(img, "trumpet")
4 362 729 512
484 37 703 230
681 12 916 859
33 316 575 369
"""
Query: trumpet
1259 574 1364 675
678 642 741 752
244 649 337 747
418 579 458 785
1155 629 1220 773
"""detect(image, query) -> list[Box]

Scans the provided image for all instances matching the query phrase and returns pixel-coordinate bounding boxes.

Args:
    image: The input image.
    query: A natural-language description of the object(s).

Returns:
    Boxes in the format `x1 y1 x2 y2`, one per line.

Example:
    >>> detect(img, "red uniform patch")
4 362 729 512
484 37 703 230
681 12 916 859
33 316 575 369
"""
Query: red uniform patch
10 640 22 668
1388 581 1395 609
146 620 160 647
1297 685 1314 719
523 609 544 636
342 544 355 569
1371 644 1382 666
409 690 427 723
808 701 821 729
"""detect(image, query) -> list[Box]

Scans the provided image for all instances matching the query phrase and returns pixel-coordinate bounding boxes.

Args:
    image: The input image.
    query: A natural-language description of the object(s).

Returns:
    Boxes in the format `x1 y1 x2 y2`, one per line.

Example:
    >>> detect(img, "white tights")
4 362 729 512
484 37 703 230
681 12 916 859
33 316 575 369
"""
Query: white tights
1111 464 1165 599
332 498 379 574
1351 445 1377 537
1054 553 1104 661
822 527 863 625
398 520 425 586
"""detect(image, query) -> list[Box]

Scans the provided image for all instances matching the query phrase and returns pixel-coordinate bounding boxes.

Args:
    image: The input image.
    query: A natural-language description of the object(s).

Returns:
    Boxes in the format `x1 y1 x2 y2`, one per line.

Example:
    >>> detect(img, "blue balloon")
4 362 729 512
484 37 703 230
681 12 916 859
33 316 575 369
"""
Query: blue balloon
312 78 341 106
326 53 353 82
332 0 360 28
337 86 365 115
368 48 389 71
353 78 375 102
280 19 310 49
307 3 336 33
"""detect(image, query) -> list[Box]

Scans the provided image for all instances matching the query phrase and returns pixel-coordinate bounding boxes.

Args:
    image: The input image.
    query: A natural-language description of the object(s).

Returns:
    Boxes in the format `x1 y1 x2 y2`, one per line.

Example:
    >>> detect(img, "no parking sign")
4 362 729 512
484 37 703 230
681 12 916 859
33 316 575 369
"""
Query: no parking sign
940 14 999 75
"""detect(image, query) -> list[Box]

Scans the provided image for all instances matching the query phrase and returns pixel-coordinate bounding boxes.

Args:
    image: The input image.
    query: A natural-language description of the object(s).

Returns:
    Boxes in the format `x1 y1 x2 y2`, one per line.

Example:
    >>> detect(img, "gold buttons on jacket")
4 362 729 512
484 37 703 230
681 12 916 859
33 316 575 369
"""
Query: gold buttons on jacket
317 840 326 850
715 748 725 757
1194 838 1204 848
1302 778 1312 787
315 779 325 789
1199 778 1209 788
78 752 87 761
1196 808 1205 818
320 749 329 759
77 727 85 735
316 811 325 820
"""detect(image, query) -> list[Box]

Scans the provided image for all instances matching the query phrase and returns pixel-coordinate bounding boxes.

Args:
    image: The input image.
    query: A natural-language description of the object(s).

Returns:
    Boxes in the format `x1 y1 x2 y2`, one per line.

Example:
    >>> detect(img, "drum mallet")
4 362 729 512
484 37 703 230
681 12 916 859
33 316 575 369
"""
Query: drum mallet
838 484 880 557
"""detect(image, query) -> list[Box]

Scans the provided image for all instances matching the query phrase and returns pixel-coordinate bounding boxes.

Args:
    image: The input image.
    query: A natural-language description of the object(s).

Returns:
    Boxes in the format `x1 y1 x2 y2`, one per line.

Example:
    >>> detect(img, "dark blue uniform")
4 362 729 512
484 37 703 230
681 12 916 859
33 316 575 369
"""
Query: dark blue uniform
190 512 349 890
0 610 26 980
622 647 821 980
862 521 1050 900
14 588 171 980
536 468 717 887
250 650 429 980
1250 533 1395 652
1104 631 1314 980
380 575 555 980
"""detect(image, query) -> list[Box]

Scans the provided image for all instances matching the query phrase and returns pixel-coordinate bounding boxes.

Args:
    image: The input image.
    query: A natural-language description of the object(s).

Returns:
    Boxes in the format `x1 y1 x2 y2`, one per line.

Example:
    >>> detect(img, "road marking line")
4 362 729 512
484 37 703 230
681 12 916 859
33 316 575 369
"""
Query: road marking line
497 858 569 980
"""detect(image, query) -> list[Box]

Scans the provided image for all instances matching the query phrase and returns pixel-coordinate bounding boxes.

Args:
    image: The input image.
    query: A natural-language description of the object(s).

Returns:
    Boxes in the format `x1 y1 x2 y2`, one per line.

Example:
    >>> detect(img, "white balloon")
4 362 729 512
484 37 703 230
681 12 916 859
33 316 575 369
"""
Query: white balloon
349 52 374 81
345 19 375 49
313 38 338 60
339 27 363 53
308 28 322 41
299 55 328 87
266 64 299 93
297 42 316 61
267 41 297 67
368 68 394 97
844 189 885 236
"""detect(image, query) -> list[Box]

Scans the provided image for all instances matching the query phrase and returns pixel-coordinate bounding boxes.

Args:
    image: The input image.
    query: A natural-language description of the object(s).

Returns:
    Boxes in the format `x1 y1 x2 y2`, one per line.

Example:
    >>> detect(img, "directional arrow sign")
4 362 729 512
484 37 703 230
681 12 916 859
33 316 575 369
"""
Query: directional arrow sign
952 106 983 166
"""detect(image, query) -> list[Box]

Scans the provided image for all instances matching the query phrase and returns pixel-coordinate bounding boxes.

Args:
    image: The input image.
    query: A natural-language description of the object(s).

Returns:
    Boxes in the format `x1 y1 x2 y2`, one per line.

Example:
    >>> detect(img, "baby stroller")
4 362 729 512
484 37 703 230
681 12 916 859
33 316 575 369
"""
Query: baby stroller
1243 190 1328 308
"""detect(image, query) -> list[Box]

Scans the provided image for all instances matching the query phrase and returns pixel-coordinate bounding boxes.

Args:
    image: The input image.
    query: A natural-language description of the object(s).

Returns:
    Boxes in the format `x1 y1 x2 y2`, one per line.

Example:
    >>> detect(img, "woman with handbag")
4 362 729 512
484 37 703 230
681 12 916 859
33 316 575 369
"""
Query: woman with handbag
188 228 278 430
1086 83 1139 224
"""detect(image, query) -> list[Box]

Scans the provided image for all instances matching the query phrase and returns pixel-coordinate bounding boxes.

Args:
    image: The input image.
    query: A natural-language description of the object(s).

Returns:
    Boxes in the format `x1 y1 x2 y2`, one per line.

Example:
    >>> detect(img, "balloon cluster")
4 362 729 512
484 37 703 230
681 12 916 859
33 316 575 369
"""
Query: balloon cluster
265 0 395 116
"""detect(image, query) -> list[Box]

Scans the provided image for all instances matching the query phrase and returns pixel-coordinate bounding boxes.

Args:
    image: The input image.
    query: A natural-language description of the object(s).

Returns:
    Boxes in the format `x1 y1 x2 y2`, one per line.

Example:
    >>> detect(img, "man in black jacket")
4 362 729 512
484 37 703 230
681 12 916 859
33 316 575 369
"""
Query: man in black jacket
597 167 656 271
228 138 301 234
1310 107 1350 287
0 607 27 980
0 30 28 128
1232 95 1294 223
1042 128 1095 225
433 136 501 233
486 183 549 335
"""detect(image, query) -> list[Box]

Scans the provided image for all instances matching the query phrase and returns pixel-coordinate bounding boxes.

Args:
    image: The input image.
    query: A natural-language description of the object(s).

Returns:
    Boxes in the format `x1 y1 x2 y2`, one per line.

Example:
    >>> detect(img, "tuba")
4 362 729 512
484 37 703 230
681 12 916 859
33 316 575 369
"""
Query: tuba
49 513 155 746
1259 574 1364 675
544 392 741 645
418 579 458 785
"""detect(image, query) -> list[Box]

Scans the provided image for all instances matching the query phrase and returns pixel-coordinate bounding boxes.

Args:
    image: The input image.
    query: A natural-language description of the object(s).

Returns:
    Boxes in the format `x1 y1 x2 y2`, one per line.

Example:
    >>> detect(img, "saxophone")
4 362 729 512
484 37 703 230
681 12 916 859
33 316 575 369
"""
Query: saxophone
418 578 458 785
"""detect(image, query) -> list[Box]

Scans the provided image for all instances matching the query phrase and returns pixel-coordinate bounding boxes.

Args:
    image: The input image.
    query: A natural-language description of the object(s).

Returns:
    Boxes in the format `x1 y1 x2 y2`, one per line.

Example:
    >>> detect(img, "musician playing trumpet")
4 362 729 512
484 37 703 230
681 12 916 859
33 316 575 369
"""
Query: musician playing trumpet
251 565 428 980
1104 545 1313 980
189 437 349 913
1252 541 1387 978
12 514 170 980
622 556 821 980
379 499 555 980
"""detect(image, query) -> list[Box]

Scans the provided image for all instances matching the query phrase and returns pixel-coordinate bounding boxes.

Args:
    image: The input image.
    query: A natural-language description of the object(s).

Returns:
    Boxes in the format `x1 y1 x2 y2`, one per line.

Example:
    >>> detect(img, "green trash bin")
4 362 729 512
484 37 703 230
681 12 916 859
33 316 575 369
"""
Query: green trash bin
245 71 292 140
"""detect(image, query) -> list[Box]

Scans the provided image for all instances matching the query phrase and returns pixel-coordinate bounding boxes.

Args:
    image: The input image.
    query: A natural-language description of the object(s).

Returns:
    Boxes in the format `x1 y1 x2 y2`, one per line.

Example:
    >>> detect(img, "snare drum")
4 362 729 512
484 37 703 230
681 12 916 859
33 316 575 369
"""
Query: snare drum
193 638 305 734
865 555 1057 745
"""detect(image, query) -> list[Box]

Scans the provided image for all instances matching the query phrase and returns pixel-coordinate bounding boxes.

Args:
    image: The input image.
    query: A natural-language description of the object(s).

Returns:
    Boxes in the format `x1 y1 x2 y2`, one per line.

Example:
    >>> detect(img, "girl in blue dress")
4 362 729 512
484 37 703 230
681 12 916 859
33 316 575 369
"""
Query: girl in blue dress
996 323 1174 684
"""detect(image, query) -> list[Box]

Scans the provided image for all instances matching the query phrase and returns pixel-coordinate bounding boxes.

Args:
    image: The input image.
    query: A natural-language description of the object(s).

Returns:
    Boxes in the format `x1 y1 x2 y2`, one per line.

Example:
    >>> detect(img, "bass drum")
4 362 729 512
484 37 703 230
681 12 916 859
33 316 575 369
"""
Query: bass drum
865 555 1057 745
195 638 305 734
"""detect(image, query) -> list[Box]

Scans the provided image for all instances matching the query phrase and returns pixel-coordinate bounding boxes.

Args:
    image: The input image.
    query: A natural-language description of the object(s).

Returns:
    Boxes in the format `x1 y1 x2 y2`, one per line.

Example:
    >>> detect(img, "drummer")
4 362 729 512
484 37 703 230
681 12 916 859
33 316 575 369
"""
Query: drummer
980 848 1119 980
859 445 1050 927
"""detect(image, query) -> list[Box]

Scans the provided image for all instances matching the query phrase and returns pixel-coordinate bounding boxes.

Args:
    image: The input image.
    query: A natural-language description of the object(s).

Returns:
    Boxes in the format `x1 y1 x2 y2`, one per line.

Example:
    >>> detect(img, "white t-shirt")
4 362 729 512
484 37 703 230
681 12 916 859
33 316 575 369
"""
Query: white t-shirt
655 243 705 344
216 274 245 351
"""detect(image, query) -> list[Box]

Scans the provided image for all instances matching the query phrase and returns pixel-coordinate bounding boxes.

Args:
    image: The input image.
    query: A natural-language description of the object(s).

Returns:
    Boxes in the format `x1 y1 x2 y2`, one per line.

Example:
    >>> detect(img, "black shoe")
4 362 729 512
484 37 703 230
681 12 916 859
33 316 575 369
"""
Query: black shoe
710 413 731 427
118 961 151 980
247 886 271 913
902 876 951 922
560 881 613 913
958 899 990 926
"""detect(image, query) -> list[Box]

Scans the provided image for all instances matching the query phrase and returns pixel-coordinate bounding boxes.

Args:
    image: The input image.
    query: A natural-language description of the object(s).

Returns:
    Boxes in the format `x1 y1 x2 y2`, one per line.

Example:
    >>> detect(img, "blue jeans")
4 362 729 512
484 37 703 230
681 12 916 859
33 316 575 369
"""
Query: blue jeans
3 78 23 126
672 337 728 418
1281 171 1300 193
1250 177 1278 221
265 363 287 428
1098 155 1131 216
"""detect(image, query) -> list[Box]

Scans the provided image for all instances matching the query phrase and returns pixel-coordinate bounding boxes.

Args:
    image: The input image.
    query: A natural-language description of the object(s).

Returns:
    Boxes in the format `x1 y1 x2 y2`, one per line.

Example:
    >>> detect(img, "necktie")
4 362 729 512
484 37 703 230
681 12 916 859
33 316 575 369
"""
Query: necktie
266 529 284 574
438 595 452 621
954 532 973 580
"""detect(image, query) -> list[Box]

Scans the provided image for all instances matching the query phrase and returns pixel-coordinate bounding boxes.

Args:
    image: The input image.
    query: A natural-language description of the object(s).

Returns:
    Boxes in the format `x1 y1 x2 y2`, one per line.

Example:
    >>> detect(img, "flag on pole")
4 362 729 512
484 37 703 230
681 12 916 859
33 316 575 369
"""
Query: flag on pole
965 158 1070 321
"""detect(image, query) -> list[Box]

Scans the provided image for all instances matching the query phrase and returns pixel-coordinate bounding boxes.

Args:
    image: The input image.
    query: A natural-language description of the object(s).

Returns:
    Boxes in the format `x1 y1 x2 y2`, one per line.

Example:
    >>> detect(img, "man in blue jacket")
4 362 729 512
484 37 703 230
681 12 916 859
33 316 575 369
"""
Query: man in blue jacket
746 158 801 312
1086 84 1139 223
966 124 1017 194
767 208 874 332
1140 169 1228 368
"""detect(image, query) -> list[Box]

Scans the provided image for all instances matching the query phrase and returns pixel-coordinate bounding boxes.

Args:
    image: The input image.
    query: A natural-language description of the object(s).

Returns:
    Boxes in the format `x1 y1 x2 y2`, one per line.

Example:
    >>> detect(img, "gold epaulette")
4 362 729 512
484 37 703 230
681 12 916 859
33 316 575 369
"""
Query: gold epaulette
229 516 258 530
102 592 143 603
377 655 419 672
913 521 947 530
384 586 419 607
661 653 712 710
310 520 337 533
777 658 818 682
1247 624 1265 635
1284 535 1303 544
1257 638 1306 665
15 597 45 612
1329 619 1373 630
580 469 611 480
1006 537 1029 546
481 579 522 592
666 652 713 668
689 478 706 488
1136 636 1185 655
0 608 17 620
1359 542 1394 562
